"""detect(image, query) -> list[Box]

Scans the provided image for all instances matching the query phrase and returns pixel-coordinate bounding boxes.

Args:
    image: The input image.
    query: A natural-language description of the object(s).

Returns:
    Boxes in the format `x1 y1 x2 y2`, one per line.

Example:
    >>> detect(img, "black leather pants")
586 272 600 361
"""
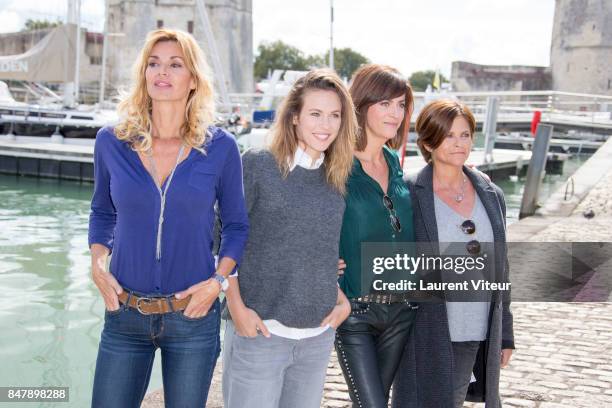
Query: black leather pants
335 301 418 408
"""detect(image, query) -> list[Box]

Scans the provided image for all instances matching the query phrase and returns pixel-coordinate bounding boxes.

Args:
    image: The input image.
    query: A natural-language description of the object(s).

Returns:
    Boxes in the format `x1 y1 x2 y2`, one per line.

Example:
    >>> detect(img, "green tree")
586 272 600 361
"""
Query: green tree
408 70 448 92
323 47 370 80
22 19 61 31
254 41 309 80
305 54 326 69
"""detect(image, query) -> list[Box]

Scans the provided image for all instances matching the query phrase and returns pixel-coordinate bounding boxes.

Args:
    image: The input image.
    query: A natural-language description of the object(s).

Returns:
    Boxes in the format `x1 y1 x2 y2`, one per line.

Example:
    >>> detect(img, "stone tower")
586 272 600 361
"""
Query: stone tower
550 0 612 95
106 0 253 96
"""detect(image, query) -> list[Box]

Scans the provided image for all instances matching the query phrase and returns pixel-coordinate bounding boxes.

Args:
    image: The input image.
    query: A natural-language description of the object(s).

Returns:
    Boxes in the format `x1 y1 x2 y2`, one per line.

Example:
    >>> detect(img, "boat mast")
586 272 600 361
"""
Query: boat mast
194 0 231 111
64 0 81 107
329 0 334 71
99 0 108 107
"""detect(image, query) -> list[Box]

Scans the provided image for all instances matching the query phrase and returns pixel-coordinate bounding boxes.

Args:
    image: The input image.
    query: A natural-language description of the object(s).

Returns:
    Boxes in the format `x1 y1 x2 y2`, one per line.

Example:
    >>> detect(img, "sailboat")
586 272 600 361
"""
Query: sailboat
0 23 117 144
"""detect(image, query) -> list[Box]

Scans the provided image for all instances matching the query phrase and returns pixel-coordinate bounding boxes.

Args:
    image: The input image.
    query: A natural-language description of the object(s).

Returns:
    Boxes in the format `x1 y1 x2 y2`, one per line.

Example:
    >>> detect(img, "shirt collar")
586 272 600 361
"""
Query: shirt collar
288 146 325 171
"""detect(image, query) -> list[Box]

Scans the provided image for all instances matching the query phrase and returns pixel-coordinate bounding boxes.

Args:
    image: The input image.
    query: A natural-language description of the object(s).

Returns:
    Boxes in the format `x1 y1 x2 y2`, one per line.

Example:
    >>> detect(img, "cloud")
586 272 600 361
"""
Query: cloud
0 0 102 32
253 0 555 77
0 10 23 33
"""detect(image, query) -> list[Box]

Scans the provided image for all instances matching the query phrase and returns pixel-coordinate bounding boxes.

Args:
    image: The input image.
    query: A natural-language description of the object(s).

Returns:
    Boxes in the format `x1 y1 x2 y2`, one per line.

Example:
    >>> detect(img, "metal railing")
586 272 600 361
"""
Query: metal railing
224 90 612 130
7 81 612 129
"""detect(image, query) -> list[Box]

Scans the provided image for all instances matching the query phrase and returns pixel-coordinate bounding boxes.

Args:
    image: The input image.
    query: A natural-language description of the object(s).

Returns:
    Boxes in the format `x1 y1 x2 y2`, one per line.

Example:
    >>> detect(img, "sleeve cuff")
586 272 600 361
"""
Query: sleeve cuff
218 249 242 268
228 266 239 277
502 340 515 349
88 240 113 253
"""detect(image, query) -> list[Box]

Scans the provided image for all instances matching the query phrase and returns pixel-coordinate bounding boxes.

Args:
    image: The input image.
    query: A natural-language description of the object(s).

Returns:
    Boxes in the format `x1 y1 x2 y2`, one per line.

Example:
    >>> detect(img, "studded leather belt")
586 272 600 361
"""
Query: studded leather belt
353 292 416 304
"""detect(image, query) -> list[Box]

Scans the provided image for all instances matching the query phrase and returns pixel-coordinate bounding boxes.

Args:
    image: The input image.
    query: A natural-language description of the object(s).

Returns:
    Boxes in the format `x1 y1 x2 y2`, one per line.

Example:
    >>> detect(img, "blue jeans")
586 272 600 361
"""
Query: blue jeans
91 299 221 408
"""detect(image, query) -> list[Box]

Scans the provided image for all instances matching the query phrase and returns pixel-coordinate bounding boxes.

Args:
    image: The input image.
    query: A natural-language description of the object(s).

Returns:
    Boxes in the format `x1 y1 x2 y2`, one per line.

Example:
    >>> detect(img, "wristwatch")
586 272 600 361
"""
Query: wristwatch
213 273 229 292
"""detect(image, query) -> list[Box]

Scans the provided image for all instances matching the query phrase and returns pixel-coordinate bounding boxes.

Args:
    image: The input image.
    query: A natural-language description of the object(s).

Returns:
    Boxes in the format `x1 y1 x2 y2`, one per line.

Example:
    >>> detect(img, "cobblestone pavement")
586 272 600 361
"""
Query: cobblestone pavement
142 303 612 408
527 170 612 243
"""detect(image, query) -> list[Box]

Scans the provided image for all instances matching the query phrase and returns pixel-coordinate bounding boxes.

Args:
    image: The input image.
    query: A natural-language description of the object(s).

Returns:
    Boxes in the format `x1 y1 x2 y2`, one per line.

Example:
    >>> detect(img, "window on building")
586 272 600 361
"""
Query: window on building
188 21 194 33
90 56 102 65
608 79 611 90
157 20 163 29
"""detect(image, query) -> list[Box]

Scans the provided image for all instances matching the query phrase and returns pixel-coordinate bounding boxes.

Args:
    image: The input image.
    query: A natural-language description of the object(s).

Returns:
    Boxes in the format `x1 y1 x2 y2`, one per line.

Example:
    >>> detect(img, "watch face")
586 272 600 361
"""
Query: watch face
215 274 228 291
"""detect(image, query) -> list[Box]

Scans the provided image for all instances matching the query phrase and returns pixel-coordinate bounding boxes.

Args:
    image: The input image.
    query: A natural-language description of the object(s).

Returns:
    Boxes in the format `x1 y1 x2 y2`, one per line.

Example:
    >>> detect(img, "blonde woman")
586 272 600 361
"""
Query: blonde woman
222 69 355 408
88 29 248 407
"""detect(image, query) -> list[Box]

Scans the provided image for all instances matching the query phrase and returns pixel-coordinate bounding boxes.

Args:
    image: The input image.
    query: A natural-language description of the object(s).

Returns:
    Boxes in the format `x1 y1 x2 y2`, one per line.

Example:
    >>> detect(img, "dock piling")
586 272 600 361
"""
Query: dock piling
519 124 554 219
483 96 500 164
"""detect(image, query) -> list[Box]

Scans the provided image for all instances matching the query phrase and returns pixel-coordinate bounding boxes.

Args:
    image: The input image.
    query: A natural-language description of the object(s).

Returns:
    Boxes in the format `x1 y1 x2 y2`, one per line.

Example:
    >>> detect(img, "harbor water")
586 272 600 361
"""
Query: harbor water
0 153 590 406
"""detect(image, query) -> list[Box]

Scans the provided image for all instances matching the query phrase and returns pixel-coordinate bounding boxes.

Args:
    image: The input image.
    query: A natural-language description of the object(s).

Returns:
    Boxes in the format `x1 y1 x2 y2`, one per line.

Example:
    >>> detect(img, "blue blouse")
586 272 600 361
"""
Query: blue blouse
88 126 249 295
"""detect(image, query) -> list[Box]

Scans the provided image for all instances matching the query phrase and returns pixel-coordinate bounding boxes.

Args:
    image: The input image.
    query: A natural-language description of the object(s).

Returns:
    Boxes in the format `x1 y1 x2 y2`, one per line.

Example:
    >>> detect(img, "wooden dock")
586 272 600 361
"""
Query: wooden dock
494 134 603 154
0 141 94 182
0 139 569 183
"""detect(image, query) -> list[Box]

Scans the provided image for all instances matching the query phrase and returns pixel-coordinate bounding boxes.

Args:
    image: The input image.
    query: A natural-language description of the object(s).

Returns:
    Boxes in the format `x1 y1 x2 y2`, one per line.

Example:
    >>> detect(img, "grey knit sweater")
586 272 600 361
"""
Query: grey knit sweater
237 149 345 328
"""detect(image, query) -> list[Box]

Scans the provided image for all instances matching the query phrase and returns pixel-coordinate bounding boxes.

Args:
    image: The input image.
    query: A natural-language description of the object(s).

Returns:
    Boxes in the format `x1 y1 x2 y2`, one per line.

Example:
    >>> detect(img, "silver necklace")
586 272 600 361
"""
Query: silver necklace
436 174 467 203
147 144 185 261
454 176 467 202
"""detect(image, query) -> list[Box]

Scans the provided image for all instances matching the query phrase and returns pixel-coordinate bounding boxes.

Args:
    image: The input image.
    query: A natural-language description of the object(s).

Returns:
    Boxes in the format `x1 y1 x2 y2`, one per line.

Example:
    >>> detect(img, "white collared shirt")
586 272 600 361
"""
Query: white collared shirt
288 146 325 171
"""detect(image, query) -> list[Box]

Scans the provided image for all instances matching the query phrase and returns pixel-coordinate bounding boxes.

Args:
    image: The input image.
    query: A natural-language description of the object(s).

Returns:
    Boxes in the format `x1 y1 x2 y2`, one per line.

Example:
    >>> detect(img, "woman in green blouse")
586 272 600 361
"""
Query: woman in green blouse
335 64 417 408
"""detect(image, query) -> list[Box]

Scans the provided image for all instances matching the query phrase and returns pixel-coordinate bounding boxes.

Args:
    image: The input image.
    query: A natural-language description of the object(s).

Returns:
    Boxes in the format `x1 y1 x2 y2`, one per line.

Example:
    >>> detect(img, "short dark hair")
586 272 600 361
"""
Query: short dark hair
349 64 414 151
415 99 476 162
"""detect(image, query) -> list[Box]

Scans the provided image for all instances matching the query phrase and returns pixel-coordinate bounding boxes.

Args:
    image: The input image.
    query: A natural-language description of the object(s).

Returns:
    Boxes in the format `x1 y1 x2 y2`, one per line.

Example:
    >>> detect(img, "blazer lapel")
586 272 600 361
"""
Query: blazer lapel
464 166 506 297
463 166 505 240
414 163 439 243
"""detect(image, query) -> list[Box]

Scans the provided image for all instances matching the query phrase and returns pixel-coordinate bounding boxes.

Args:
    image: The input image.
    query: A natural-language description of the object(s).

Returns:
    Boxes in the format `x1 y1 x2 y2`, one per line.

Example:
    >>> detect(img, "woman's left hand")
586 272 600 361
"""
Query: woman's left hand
320 291 351 329
320 302 351 329
501 348 513 368
175 278 222 319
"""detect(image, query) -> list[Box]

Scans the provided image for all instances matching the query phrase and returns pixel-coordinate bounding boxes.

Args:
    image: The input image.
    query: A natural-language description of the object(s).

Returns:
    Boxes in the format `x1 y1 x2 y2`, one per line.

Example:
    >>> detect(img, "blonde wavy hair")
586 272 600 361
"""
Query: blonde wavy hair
114 29 215 152
269 69 357 195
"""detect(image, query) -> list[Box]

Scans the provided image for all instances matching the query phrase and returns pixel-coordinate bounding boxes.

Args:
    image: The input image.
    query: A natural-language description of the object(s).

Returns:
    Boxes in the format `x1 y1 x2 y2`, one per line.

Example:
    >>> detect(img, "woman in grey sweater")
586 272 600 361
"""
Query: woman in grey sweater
393 99 515 408
222 69 356 408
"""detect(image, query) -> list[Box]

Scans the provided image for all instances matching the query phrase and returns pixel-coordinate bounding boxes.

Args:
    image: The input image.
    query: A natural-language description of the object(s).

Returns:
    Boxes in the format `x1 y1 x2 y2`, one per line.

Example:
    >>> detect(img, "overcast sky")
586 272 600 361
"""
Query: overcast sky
0 0 556 78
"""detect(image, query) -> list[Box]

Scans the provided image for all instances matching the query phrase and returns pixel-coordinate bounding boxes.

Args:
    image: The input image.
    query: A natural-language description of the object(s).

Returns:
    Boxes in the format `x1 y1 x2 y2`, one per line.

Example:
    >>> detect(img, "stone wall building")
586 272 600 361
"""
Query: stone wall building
0 0 253 103
450 61 552 92
550 0 612 95
107 0 253 96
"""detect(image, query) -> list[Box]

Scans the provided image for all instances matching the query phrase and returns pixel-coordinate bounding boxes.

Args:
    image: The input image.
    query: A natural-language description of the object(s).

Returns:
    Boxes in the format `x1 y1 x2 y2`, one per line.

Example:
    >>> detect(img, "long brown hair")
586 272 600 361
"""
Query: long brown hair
114 29 215 152
349 64 414 151
269 69 357 194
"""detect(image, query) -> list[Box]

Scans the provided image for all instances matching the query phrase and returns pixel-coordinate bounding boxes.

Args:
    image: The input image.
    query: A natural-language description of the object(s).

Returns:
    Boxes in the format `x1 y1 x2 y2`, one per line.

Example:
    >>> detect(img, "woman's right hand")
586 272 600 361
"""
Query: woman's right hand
91 244 123 311
231 305 270 338
338 258 346 276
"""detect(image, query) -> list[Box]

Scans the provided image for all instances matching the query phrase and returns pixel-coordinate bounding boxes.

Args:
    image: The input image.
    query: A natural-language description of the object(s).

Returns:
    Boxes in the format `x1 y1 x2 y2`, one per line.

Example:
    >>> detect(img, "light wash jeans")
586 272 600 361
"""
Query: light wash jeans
222 320 335 408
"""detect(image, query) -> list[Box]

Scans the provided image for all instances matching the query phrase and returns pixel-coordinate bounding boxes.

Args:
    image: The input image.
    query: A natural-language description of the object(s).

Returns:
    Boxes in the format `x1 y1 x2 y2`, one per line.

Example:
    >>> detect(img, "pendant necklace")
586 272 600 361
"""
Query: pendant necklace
454 176 467 203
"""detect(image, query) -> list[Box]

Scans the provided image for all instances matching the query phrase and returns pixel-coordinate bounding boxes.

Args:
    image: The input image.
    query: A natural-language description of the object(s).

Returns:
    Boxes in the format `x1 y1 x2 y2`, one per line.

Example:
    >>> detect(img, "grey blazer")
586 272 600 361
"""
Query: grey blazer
392 163 514 408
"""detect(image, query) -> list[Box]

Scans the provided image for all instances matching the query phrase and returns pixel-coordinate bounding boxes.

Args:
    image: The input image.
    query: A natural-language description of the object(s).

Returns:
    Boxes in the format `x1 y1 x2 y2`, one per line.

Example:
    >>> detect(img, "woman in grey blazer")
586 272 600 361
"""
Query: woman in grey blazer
392 99 514 408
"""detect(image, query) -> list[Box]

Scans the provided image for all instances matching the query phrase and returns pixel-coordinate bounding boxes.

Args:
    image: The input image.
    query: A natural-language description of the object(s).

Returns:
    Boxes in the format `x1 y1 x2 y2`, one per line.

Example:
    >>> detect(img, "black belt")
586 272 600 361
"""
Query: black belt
353 292 416 304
